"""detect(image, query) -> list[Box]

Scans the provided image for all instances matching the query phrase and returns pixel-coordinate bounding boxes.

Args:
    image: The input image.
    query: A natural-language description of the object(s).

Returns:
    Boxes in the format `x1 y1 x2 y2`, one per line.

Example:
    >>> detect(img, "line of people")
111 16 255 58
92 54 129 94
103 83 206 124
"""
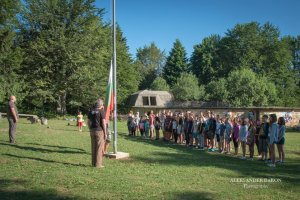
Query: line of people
127 110 286 168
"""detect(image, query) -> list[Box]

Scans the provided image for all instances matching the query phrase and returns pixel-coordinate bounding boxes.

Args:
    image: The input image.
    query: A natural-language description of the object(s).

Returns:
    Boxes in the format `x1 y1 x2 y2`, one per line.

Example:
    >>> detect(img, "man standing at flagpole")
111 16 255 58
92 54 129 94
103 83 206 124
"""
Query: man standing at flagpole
88 99 106 168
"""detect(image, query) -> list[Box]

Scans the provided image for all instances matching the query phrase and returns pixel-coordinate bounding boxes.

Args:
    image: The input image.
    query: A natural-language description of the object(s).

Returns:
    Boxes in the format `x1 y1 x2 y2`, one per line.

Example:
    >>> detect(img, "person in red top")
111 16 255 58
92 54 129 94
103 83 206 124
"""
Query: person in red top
149 110 155 139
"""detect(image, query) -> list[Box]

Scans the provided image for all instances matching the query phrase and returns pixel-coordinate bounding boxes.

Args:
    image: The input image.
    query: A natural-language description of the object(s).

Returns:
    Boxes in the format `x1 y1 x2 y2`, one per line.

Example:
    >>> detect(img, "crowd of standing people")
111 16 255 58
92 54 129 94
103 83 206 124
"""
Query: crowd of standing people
4 95 287 169
127 110 286 168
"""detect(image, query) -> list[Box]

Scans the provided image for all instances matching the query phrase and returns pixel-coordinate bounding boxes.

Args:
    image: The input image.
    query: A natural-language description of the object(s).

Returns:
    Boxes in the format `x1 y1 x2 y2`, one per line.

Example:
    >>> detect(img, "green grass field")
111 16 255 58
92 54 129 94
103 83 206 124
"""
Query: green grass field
0 118 299 200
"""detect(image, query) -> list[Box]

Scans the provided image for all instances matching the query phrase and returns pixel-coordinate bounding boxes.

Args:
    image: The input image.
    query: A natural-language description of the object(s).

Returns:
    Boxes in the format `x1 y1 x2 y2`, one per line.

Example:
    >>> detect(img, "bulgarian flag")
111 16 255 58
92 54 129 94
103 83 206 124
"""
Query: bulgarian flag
105 62 114 122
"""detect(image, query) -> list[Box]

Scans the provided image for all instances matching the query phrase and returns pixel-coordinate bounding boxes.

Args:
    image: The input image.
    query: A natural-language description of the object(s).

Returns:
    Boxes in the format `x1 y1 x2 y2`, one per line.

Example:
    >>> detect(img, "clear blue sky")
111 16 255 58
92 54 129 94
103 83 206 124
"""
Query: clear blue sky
95 0 300 57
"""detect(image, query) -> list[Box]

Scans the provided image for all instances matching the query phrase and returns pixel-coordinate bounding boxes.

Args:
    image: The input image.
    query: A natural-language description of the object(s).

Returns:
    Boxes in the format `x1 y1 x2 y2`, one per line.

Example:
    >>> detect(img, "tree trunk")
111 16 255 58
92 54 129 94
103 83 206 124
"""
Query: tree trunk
57 91 67 115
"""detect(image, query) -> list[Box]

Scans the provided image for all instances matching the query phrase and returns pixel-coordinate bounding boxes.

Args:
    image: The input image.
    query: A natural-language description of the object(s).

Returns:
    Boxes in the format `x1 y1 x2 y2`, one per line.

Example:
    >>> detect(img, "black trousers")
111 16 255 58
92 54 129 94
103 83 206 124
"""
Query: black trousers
173 129 178 143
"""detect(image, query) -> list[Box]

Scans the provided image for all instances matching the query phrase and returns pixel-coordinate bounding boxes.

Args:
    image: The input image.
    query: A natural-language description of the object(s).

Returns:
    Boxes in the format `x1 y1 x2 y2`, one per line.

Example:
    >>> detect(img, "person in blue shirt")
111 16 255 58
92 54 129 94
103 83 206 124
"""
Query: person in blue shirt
268 114 278 167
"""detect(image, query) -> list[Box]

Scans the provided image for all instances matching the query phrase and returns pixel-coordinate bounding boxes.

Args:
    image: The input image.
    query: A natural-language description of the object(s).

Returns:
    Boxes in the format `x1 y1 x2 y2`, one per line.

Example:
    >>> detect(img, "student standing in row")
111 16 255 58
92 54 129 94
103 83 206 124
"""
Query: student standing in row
277 117 286 163
259 115 269 161
239 118 249 160
232 118 240 155
268 114 278 167
177 114 184 144
247 119 256 160
224 118 232 154
155 113 161 140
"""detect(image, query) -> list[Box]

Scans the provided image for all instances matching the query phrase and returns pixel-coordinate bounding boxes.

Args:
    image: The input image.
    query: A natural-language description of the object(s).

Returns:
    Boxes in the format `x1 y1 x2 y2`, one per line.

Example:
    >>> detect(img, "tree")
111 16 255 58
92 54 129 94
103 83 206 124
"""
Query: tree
136 42 166 89
115 27 140 111
190 35 222 85
226 69 278 106
171 73 205 101
219 22 264 74
150 77 169 91
205 78 228 102
163 39 188 87
0 0 25 107
18 0 110 113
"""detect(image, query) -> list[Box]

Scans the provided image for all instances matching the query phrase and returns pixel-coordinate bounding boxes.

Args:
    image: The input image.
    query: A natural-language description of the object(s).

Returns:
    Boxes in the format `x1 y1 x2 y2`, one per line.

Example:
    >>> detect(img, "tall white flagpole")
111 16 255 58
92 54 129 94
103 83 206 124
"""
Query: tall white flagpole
112 0 117 154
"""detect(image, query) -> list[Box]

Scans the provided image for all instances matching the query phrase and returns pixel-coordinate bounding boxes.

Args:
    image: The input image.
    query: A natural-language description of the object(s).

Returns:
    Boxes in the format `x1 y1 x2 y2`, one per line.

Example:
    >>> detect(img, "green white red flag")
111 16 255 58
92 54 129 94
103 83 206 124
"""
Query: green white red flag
105 62 114 122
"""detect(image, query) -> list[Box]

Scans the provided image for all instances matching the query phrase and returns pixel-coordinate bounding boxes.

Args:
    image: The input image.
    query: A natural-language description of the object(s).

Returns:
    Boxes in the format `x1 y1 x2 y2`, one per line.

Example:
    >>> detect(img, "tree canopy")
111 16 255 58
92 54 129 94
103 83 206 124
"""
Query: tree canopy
1 1 299 115
163 39 188 87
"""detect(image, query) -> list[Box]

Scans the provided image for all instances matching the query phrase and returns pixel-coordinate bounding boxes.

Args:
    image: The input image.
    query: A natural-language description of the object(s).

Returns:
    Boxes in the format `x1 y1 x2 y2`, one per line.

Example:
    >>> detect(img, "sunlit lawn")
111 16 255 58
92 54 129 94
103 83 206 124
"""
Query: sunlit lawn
0 118 299 200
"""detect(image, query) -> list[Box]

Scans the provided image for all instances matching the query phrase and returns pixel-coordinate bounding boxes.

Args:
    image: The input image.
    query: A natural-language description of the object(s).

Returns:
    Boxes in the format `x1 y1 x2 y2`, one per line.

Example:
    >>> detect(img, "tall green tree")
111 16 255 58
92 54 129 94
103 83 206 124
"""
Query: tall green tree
163 39 188 87
136 42 166 89
205 78 228 102
172 73 205 101
226 69 278 106
0 0 25 107
190 35 222 85
150 77 169 91
18 0 110 113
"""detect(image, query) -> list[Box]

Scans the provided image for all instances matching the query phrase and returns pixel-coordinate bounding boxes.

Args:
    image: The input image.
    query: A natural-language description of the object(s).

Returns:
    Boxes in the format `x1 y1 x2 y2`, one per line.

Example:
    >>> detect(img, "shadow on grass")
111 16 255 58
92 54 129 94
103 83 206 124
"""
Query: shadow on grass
0 178 85 200
26 143 86 152
2 153 88 167
167 191 214 200
0 142 88 155
122 134 300 185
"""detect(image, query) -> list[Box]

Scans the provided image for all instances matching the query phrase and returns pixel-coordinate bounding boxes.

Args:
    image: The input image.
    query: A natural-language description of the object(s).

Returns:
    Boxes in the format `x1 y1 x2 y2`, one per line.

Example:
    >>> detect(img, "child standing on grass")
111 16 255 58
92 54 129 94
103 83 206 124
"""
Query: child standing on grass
135 112 140 136
224 118 232 154
277 117 286 163
155 113 161 140
198 116 206 150
139 116 144 137
131 118 137 136
259 115 269 161
219 118 226 153
187 114 194 146
77 111 84 132
239 118 249 160
215 118 221 152
255 120 261 157
172 115 178 143
192 115 199 147
247 119 256 160
232 118 240 156
177 114 184 144
268 114 278 167
144 116 149 138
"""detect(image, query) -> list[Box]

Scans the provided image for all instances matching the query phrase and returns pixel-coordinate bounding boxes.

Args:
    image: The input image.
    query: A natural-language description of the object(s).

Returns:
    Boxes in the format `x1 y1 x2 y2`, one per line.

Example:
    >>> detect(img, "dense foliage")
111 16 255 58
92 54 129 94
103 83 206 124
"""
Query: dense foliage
1 1 299 115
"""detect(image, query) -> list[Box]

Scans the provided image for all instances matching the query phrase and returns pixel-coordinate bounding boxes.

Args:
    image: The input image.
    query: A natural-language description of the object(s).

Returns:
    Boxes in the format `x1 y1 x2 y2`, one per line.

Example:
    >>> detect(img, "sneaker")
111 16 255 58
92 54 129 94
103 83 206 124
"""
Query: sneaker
249 158 254 161
199 147 205 150
267 163 276 168
241 156 246 160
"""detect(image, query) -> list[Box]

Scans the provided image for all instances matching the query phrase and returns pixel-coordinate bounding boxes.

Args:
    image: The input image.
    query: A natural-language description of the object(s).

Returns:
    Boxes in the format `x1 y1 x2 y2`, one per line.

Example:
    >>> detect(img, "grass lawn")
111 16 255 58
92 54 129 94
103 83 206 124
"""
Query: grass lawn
0 118 300 200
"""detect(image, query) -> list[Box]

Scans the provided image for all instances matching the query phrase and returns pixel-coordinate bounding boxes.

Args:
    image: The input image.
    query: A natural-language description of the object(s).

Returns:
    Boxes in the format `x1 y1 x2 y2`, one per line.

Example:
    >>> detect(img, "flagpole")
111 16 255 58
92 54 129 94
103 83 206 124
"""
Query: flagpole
112 0 117 154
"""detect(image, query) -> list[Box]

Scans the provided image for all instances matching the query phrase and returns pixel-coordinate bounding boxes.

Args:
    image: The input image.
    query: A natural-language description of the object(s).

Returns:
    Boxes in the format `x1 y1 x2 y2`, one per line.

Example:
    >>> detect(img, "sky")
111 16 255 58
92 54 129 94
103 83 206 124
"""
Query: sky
95 0 300 57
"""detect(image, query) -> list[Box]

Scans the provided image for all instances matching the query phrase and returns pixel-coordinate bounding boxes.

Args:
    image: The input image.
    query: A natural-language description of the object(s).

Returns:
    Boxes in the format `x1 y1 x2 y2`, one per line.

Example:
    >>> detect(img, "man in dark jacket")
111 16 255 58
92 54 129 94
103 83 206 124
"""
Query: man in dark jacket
88 99 107 168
